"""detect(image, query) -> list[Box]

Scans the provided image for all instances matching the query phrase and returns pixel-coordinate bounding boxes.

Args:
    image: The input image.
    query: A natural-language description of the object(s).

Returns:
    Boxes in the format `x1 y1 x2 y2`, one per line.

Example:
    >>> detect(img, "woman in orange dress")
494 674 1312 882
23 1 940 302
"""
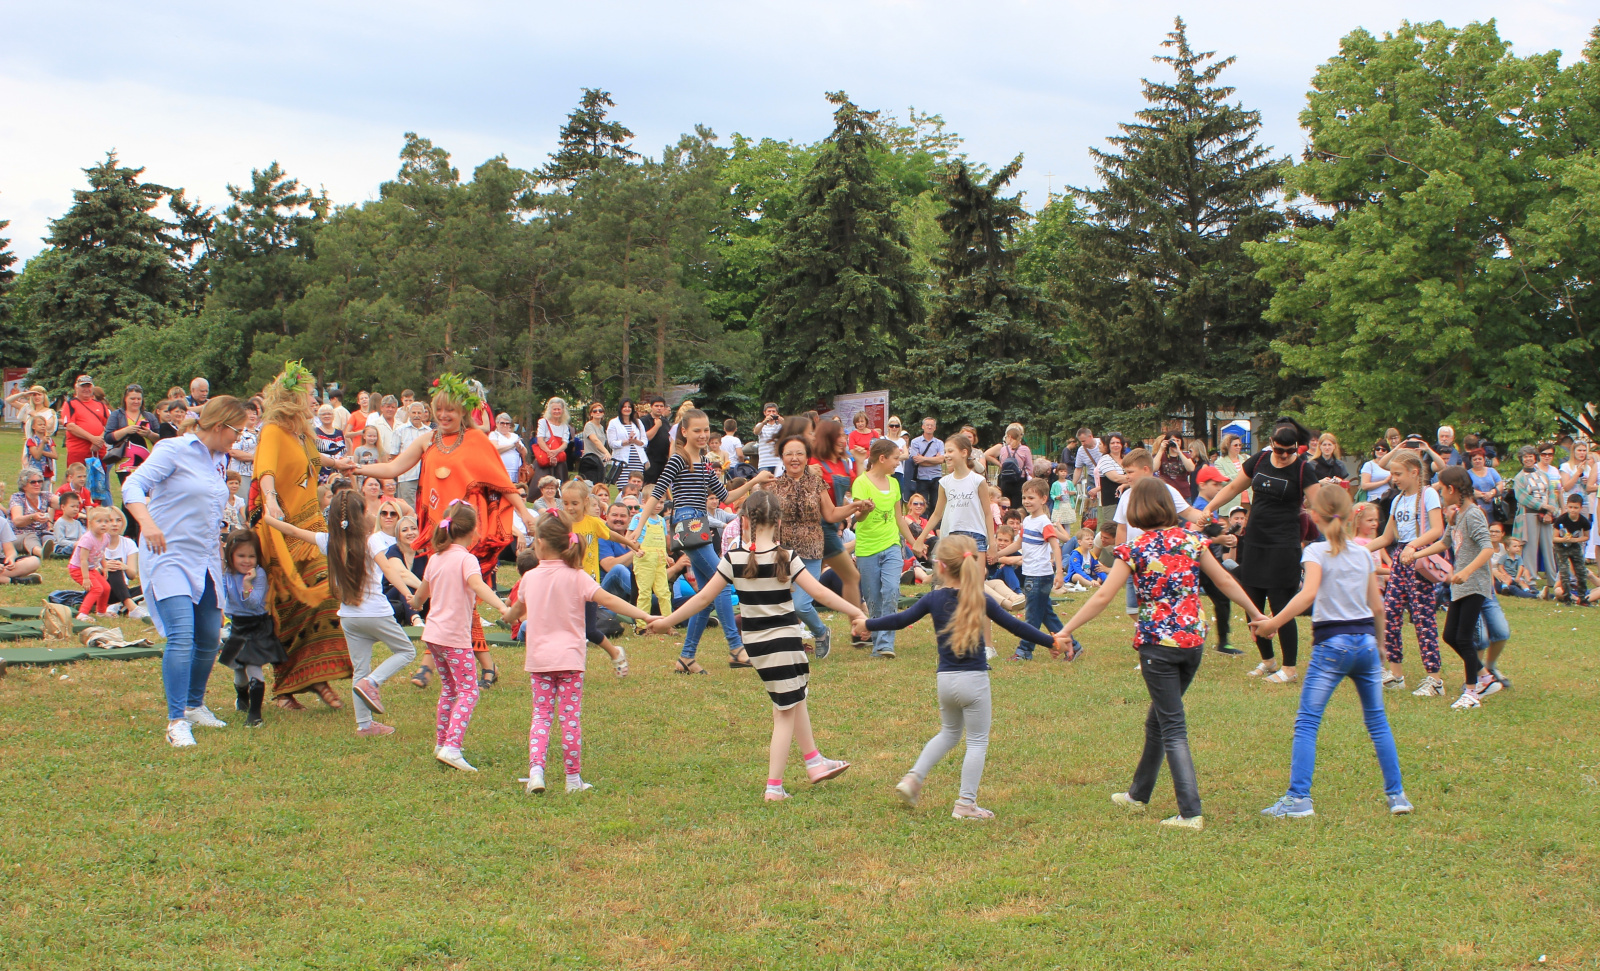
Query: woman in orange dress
251 363 358 710
356 374 539 684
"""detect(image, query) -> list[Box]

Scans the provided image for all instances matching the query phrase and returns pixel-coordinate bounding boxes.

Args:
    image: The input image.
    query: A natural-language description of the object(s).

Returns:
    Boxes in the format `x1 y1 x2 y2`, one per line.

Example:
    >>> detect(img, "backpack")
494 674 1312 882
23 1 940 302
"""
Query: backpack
996 446 1024 495
593 607 624 639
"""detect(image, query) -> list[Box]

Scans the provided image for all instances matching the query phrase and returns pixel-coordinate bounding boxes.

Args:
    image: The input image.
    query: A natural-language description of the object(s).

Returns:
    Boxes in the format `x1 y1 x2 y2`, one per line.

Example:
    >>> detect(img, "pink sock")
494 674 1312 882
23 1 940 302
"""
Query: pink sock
802 750 819 763
767 778 783 787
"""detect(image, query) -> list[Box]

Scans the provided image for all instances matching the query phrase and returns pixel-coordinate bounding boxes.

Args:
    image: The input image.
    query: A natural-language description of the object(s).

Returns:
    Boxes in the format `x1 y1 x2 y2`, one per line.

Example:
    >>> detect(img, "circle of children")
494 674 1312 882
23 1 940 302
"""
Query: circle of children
18 372 1597 827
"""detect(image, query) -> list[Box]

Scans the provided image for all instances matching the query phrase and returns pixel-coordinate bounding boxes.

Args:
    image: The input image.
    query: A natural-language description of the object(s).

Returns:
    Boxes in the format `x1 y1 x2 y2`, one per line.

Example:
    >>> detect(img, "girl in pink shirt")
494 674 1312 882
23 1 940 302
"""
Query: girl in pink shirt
501 513 655 795
69 507 120 620
409 503 510 772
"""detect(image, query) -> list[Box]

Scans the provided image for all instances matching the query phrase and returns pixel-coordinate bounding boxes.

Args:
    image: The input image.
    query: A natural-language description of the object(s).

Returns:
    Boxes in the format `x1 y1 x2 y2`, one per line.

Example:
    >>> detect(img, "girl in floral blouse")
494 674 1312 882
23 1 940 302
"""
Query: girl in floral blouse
1054 478 1264 831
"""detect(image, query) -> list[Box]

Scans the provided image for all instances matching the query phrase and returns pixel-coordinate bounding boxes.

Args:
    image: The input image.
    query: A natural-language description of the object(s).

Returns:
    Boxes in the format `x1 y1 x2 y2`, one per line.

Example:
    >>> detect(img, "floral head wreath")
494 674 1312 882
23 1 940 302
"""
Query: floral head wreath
430 373 482 412
278 360 316 394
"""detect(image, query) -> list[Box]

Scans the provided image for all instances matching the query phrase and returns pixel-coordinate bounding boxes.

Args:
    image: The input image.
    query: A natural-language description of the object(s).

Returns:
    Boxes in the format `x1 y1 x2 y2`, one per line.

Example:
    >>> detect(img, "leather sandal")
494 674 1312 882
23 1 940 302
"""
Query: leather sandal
311 682 343 709
410 664 433 689
674 657 706 675
728 648 753 669
273 694 306 711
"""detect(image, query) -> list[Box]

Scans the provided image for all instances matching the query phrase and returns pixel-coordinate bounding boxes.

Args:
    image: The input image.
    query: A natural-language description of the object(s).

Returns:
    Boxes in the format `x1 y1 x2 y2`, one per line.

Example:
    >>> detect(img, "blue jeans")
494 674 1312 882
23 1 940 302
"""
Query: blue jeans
156 574 223 720
857 545 903 655
1473 596 1510 650
1130 644 1203 818
1017 575 1062 658
791 557 827 639
987 564 1021 592
1287 633 1404 799
600 564 632 601
674 508 741 660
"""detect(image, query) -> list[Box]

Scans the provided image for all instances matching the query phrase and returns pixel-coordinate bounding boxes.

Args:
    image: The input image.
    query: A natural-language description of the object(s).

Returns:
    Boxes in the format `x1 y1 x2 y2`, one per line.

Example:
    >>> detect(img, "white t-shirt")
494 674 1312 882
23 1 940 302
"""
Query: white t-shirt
1361 460 1391 500
314 532 396 618
489 429 523 479
1019 513 1060 577
1559 461 1594 513
938 470 988 536
105 536 138 577
1389 487 1441 543
757 421 781 470
1113 481 1191 543
1302 540 1375 624
721 434 742 467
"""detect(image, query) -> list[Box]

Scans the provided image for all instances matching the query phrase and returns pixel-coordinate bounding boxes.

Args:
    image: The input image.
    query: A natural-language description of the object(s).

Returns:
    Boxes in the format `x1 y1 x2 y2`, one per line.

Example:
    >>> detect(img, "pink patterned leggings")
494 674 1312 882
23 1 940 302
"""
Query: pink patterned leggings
432 644 480 749
529 671 585 774
1383 560 1440 673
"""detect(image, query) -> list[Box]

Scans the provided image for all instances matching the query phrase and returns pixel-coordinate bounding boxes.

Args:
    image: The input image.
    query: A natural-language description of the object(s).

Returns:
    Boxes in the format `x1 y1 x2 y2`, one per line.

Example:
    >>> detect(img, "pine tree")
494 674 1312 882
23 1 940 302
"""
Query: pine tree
0 216 33 367
1062 18 1287 441
212 163 327 336
28 153 187 387
544 89 641 184
893 157 1064 440
755 92 923 409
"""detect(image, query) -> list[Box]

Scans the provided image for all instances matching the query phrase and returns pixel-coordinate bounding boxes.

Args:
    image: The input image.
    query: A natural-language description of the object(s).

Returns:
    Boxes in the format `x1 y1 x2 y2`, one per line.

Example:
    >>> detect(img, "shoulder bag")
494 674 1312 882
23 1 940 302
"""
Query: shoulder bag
1409 490 1453 584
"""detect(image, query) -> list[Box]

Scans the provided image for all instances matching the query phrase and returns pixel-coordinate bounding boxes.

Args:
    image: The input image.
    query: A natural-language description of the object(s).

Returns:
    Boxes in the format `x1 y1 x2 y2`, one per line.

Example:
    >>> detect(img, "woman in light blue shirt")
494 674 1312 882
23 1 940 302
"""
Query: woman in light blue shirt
123 396 246 749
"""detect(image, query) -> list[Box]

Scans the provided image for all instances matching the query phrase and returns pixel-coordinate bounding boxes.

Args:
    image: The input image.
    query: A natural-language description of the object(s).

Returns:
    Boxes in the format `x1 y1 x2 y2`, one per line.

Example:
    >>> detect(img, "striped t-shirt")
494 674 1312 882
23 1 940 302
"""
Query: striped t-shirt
716 544 810 710
651 452 728 514
1020 513 1060 577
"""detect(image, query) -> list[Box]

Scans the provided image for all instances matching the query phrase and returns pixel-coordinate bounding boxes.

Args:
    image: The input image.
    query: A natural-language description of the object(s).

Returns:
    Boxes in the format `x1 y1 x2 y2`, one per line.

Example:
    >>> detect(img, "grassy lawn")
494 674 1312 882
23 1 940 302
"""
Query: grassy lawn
0 427 1596 969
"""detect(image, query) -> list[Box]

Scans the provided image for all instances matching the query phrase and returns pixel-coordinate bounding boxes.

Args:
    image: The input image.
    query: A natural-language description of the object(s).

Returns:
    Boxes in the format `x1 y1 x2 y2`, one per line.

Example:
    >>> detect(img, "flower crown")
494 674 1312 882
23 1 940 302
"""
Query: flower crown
431 372 481 411
278 360 315 394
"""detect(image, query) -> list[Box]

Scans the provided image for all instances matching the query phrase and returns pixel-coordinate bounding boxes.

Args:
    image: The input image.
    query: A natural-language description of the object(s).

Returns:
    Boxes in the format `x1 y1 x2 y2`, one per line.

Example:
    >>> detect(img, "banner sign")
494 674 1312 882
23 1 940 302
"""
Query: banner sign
819 390 889 437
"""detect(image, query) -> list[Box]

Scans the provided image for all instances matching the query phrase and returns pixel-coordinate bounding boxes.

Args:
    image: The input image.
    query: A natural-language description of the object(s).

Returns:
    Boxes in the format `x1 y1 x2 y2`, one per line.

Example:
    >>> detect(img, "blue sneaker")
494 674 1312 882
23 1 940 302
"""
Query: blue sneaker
1387 792 1414 815
814 629 831 661
1260 795 1315 818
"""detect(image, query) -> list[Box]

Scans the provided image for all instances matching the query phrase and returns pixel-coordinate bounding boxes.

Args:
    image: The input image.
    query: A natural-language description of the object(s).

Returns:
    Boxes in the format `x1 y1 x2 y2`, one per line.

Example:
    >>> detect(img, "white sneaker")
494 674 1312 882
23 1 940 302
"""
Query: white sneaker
1111 792 1148 812
566 776 594 793
166 720 196 748
130 605 150 622
984 645 998 660
1450 689 1481 710
106 604 123 616
525 767 546 794
184 706 227 729
1160 814 1205 831
435 746 477 772
1413 675 1445 697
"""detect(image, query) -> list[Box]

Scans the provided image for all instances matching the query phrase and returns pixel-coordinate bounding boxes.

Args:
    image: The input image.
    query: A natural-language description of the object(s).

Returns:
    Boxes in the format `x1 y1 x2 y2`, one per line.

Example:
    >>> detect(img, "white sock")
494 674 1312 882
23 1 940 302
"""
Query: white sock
566 772 582 786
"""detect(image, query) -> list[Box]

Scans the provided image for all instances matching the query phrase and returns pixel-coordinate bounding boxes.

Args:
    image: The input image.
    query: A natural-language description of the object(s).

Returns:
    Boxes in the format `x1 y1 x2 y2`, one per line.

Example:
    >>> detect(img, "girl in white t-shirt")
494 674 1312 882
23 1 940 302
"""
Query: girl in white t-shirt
1251 486 1411 818
263 491 422 736
917 434 995 557
1364 450 1445 696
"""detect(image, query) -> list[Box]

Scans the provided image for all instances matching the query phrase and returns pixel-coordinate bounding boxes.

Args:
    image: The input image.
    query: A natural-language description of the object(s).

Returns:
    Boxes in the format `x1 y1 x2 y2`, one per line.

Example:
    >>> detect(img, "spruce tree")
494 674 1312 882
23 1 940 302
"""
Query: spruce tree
544 89 641 183
756 92 923 409
893 156 1064 440
1062 18 1286 440
0 216 33 367
29 153 187 387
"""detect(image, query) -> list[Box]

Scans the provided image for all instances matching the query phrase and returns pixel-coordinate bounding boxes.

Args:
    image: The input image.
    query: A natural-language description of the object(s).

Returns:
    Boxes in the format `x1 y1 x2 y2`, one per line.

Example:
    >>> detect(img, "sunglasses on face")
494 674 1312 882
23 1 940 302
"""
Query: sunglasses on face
1541 451 1555 457
1271 445 1296 455
380 510 399 518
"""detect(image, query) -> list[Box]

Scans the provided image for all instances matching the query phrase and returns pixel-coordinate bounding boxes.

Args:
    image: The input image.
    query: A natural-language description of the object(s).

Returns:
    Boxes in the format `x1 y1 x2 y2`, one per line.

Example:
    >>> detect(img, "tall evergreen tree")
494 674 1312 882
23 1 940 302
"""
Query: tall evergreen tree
28 153 188 387
1062 18 1287 441
544 89 641 183
0 215 33 367
893 156 1065 439
755 92 923 409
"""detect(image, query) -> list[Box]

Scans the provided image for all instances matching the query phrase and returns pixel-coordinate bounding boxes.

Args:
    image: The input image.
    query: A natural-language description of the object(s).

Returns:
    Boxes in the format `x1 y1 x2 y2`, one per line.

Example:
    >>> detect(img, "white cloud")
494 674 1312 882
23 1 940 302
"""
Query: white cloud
1 1 1593 261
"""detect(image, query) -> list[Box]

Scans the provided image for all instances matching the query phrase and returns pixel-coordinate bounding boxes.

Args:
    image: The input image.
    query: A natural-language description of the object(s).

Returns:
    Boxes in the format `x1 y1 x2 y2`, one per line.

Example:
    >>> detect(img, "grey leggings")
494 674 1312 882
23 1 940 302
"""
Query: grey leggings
340 614 419 729
1521 513 1559 588
909 670 992 806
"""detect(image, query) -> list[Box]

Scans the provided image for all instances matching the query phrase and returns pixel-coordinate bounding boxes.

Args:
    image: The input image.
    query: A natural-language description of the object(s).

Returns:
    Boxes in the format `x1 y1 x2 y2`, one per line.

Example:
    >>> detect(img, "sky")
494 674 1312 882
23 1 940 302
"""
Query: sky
1 1 1595 262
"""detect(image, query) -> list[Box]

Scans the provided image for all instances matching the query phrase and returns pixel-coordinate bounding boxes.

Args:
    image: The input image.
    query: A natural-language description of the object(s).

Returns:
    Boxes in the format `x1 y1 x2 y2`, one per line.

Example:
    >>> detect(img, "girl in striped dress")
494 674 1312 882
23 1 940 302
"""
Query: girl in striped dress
649 490 868 802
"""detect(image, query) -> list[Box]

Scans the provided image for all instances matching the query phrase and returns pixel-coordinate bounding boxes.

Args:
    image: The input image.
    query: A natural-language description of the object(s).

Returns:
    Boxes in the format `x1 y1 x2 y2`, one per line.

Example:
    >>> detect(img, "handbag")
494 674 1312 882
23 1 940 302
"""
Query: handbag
1409 491 1453 583
670 517 715 553
530 437 562 468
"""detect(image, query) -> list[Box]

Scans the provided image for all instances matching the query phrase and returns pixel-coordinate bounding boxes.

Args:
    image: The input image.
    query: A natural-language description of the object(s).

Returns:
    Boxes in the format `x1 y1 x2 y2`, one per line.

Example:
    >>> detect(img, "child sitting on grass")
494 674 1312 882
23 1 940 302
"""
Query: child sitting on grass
49 492 85 559
1064 528 1105 590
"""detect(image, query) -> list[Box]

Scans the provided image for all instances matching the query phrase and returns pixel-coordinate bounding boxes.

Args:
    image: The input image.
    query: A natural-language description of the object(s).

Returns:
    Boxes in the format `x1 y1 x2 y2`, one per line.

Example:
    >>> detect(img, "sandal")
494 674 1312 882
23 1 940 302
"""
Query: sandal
410 664 433 689
311 682 343 709
1264 669 1298 684
1246 662 1280 678
728 648 753 669
479 664 499 689
673 657 706 676
273 694 306 711
614 647 629 678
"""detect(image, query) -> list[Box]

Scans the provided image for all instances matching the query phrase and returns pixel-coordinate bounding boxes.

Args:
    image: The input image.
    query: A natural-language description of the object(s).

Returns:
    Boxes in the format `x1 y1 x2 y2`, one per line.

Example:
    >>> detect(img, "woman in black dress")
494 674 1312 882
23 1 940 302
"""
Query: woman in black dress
1204 419 1321 683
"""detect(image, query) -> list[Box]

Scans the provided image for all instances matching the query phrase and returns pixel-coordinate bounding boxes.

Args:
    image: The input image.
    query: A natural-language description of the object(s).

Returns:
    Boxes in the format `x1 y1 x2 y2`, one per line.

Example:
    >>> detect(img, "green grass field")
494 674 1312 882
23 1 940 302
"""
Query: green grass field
0 428 1596 969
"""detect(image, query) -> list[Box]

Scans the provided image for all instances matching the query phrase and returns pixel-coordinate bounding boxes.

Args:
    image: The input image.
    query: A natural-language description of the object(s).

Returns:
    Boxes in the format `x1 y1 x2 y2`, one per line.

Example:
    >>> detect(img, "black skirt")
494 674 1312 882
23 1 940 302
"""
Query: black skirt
1235 535 1303 589
218 613 289 668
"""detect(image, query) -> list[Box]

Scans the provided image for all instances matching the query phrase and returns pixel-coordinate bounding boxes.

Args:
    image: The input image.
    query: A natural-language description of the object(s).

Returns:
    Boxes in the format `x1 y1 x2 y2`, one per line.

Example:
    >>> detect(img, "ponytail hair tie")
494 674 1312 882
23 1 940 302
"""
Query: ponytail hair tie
568 532 578 544
962 550 975 558
439 517 452 529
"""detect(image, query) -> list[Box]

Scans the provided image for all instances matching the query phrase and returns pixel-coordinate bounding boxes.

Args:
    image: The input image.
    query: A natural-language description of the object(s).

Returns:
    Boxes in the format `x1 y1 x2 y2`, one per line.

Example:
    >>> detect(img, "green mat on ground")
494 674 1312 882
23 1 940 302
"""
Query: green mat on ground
0 619 117 640
401 625 518 647
0 643 164 666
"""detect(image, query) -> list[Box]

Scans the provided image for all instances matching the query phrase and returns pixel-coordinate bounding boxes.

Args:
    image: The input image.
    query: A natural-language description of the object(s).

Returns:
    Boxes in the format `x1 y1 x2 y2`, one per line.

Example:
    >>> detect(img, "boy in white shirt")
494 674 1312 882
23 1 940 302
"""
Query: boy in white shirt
720 419 742 468
993 479 1065 660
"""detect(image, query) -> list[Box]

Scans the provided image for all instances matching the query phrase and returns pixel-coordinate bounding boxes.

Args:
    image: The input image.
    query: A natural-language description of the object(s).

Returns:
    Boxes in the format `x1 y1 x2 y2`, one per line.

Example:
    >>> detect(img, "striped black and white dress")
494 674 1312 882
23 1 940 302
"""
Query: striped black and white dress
716 544 810 709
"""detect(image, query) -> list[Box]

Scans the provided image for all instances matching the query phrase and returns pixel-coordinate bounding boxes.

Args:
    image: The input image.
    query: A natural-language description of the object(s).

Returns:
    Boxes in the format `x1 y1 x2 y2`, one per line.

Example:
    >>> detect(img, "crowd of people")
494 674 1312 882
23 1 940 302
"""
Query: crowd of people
14 370 1595 826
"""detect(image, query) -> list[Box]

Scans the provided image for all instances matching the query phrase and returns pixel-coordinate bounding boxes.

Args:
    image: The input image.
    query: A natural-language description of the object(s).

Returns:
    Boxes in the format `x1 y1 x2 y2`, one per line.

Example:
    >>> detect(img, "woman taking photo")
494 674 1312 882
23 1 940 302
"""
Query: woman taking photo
533 397 572 481
104 384 159 481
769 432 870 659
1360 440 1394 531
1212 434 1247 517
1206 419 1321 683
1513 444 1561 591
607 399 649 482
253 365 358 710
123 396 246 748
631 408 771 674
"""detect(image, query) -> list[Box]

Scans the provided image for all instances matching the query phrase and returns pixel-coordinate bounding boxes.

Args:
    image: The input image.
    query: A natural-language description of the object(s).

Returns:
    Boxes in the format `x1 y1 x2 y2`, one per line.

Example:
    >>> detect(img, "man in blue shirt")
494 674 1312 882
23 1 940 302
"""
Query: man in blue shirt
598 503 635 601
909 417 945 508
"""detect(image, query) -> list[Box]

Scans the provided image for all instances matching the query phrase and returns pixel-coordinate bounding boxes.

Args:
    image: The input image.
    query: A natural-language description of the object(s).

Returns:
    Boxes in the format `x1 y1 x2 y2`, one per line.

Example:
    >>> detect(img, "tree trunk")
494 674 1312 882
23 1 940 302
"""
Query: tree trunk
620 229 634 400
655 312 668 394
523 287 537 431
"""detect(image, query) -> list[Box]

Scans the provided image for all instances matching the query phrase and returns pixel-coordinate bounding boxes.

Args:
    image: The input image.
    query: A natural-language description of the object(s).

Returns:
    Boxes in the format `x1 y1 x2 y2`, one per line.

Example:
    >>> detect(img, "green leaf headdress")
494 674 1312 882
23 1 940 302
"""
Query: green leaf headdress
431 372 482 411
278 360 316 394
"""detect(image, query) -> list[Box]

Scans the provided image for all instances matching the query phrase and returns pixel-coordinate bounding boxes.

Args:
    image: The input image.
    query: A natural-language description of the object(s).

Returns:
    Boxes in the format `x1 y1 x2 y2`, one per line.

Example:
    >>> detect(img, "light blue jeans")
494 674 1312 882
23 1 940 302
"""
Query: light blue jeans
157 575 223 720
857 546 902 655
674 508 742 660
600 564 632 601
791 557 827 639
1287 633 1404 799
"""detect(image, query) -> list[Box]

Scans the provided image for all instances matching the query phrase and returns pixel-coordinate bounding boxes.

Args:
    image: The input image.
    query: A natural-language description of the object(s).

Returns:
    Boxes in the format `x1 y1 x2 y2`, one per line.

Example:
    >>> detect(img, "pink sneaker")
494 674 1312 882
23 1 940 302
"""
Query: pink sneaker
356 722 395 737
353 678 385 714
806 757 850 784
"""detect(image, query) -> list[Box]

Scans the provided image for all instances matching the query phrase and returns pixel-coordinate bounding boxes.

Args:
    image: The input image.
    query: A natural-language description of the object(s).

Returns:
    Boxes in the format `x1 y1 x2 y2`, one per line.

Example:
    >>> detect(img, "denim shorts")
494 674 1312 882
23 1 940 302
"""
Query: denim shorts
821 519 844 559
1475 596 1510 647
951 529 988 553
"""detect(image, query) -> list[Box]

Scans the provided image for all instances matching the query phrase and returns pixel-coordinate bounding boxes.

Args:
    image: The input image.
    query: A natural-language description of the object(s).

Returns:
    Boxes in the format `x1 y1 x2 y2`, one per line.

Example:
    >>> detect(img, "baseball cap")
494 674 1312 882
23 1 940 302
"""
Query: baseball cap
1196 465 1228 484
74 374 93 386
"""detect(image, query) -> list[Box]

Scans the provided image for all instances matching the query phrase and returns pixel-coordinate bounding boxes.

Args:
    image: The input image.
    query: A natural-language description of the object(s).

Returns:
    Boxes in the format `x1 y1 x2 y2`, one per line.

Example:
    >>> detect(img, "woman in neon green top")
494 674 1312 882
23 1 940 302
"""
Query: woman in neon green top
852 438 920 658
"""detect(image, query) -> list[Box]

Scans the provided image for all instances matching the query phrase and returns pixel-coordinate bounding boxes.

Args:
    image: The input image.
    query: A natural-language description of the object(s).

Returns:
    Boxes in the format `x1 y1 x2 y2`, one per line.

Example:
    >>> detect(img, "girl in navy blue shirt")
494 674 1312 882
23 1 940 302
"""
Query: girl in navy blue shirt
861 534 1075 820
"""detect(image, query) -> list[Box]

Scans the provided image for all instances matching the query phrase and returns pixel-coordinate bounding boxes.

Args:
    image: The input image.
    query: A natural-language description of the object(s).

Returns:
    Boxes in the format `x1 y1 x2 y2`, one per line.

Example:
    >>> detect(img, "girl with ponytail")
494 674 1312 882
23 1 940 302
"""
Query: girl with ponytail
862 533 1076 821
